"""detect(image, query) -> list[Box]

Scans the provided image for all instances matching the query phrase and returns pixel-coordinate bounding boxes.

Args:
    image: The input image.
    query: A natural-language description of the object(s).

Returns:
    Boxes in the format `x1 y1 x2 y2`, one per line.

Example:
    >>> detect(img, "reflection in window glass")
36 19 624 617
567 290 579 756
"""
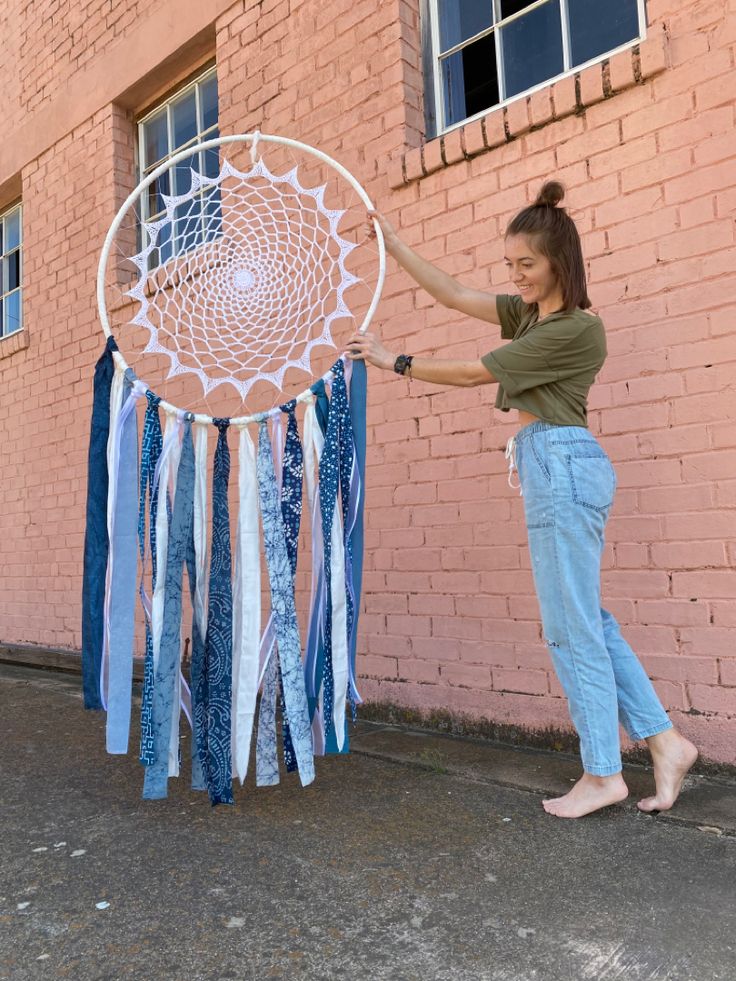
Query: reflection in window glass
145 111 169 169
172 90 198 148
499 0 538 19
438 0 493 51
501 0 563 99
201 75 219 131
568 0 640 65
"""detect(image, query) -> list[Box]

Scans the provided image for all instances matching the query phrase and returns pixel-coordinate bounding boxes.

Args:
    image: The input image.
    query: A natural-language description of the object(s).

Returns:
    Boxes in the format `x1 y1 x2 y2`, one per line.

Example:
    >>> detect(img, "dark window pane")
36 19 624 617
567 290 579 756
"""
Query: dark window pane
5 209 20 251
173 158 197 196
501 0 563 99
144 111 169 169
6 250 20 291
200 74 219 131
172 90 198 149
438 0 493 51
0 297 3 336
146 171 170 220
568 0 640 65
203 189 223 243
201 128 220 178
499 0 539 19
442 31 500 126
5 289 21 335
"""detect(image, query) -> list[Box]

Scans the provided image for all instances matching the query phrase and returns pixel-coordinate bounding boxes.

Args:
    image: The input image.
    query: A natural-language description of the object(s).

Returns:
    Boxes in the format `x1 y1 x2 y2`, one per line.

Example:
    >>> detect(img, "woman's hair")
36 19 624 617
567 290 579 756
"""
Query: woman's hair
505 181 591 311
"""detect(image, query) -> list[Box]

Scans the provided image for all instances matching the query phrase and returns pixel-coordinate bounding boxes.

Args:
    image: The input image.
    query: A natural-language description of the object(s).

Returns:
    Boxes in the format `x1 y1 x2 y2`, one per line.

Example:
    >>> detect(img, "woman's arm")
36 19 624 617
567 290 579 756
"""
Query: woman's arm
345 332 496 388
369 211 502 326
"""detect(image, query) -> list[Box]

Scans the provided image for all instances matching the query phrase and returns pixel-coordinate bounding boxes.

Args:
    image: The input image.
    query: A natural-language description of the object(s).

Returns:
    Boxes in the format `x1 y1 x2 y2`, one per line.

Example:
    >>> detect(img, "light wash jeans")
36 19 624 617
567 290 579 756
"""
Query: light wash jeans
512 421 672 776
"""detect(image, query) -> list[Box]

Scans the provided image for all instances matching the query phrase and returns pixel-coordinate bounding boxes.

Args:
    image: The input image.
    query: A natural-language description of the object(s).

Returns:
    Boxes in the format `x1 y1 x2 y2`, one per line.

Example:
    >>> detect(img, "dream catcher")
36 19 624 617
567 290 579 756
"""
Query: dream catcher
82 132 384 804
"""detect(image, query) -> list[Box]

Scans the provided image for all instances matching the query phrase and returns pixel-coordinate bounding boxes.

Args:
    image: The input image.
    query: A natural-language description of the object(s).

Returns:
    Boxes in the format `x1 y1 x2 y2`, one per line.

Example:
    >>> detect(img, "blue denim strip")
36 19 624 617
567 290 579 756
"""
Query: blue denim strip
318 377 341 736
138 393 163 766
203 419 234 806
143 422 196 800
106 373 140 754
81 337 117 710
257 421 315 786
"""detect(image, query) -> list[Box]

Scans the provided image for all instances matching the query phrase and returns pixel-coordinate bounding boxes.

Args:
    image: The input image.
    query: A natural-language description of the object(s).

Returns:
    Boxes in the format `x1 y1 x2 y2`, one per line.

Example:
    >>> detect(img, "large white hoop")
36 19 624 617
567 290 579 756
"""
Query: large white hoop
96 132 386 425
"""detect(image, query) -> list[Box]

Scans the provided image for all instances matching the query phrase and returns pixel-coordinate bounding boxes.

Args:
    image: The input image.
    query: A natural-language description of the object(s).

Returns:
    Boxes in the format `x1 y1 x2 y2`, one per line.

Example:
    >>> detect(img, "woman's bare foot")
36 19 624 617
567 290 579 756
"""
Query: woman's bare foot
637 728 698 813
542 772 629 819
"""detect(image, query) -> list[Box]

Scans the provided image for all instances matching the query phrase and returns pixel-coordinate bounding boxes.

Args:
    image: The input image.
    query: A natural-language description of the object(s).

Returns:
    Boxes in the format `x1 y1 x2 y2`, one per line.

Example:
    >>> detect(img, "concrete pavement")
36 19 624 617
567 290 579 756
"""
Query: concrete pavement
1 663 734 981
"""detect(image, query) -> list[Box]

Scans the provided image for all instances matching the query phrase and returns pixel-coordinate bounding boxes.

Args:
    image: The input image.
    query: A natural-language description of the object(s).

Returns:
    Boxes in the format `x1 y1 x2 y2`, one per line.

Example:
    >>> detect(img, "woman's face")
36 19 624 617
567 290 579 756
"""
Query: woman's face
504 234 560 307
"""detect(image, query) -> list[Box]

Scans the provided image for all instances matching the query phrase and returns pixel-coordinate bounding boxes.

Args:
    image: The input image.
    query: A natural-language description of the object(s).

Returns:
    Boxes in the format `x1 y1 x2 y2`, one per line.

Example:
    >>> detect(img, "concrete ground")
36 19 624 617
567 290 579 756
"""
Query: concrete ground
1 663 734 981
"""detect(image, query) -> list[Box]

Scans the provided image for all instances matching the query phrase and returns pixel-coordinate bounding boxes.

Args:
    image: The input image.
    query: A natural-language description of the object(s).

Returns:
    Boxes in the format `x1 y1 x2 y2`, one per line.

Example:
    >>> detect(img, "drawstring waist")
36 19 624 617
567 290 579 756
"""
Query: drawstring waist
505 436 522 495
505 422 572 496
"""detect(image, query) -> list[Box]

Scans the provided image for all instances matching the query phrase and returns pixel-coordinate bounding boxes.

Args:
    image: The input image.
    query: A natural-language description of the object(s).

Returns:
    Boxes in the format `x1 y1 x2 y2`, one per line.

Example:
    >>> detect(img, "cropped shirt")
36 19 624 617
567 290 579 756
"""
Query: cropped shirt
481 294 607 427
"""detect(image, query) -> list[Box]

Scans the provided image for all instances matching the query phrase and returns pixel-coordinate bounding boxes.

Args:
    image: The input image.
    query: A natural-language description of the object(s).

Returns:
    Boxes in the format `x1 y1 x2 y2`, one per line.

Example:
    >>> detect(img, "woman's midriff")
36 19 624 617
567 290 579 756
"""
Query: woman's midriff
517 409 540 430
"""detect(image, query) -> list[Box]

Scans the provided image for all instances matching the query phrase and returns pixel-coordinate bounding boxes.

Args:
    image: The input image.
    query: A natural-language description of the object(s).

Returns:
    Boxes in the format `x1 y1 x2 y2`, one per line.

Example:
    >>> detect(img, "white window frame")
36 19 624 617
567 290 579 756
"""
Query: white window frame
137 65 219 220
426 0 648 136
0 203 22 340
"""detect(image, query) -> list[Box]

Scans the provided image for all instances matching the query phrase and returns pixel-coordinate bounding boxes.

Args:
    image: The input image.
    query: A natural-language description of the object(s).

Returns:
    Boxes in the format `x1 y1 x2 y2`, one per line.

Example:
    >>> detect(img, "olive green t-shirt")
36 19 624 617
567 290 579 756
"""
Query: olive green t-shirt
481 294 607 427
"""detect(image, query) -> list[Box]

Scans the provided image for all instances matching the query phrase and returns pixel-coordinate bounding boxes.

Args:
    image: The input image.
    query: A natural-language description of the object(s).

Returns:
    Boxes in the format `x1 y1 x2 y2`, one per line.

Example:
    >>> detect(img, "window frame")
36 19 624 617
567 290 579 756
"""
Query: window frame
136 65 220 267
424 0 648 136
0 202 23 341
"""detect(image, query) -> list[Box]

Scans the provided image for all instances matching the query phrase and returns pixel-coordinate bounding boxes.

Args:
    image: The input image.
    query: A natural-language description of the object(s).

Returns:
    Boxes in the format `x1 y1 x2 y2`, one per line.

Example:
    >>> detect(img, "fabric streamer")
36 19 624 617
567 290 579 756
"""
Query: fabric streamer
256 421 315 787
231 425 261 784
105 370 145 754
201 419 235 806
143 421 196 800
81 336 117 710
137 392 163 765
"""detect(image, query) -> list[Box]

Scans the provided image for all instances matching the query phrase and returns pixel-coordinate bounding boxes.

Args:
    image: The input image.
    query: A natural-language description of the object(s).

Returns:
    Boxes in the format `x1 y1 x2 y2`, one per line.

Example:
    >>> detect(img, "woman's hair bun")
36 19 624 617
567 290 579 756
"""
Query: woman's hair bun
534 180 565 208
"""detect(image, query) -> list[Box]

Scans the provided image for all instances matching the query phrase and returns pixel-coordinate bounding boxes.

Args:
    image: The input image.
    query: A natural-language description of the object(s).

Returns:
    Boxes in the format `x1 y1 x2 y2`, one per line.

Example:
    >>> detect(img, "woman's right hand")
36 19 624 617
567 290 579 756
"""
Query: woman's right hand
366 209 399 252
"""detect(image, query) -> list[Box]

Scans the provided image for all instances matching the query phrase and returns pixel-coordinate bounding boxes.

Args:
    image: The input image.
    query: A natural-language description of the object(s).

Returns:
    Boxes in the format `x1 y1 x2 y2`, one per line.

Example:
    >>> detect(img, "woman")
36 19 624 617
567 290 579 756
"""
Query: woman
346 181 698 819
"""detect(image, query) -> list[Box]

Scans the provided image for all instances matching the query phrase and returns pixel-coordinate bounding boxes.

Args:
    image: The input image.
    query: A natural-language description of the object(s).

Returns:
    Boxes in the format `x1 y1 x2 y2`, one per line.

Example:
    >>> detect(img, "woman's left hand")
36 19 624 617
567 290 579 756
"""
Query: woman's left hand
345 332 395 371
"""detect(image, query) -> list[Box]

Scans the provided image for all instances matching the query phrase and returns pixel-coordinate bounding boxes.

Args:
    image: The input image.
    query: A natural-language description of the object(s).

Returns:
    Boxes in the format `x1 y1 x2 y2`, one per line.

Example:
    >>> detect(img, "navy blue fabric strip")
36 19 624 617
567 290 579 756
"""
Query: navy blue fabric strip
81 337 117 710
203 419 234 806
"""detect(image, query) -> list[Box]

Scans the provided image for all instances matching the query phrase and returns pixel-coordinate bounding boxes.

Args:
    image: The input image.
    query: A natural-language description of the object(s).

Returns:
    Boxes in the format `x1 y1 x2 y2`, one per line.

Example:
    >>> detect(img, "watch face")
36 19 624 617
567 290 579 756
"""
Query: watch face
394 355 408 374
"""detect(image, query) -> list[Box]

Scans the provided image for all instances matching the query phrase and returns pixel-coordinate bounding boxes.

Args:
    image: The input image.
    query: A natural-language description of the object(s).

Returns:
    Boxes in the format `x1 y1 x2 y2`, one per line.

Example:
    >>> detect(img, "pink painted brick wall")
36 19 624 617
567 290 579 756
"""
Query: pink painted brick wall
1 0 734 763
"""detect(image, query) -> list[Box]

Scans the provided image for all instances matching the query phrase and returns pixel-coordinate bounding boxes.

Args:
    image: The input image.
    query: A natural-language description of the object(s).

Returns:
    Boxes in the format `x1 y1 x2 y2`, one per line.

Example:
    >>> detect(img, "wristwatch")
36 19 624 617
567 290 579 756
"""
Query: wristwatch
393 354 413 376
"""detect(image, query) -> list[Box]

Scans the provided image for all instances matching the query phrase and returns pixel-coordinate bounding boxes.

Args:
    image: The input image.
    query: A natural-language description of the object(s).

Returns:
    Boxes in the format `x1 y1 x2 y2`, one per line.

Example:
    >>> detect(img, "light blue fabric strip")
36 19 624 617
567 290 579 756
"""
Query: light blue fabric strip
143 421 196 800
257 421 315 787
106 373 140 755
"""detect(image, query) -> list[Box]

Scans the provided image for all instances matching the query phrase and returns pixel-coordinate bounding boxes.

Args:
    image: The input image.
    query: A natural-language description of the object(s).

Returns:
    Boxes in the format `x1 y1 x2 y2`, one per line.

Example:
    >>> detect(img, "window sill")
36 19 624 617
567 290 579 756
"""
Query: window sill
388 28 669 190
0 327 30 360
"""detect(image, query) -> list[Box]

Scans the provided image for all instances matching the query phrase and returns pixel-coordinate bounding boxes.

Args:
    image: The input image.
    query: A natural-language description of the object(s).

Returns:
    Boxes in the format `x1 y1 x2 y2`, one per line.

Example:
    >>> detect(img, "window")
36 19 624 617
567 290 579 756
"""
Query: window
1 204 22 339
427 0 646 133
138 67 220 268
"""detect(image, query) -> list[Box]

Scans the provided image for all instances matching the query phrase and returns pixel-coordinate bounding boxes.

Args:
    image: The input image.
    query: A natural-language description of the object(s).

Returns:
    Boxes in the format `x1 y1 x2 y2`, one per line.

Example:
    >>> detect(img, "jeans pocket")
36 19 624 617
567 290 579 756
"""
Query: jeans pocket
566 452 616 514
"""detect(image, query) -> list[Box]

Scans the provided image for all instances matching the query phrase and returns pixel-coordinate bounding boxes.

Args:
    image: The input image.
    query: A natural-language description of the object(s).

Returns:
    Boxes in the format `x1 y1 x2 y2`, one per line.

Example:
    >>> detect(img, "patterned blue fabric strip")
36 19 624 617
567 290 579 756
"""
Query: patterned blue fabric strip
184 506 206 792
325 359 364 754
143 421 196 800
106 372 140 755
279 400 303 772
203 419 234 806
255 646 279 786
318 375 340 736
138 392 163 766
347 359 367 698
81 336 117 710
305 379 329 726
257 421 315 787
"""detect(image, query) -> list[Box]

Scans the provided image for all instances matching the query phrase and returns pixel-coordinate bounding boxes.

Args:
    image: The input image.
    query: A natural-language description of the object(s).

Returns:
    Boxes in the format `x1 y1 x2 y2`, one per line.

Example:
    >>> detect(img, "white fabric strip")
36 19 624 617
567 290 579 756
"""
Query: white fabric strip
231 426 261 784
193 422 209 638
329 479 348 751
101 361 125 707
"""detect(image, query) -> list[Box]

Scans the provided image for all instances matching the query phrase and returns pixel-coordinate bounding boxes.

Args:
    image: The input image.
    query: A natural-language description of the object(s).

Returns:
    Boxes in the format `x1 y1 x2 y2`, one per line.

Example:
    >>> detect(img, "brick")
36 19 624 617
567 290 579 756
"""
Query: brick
680 627 736 658
504 97 530 139
483 109 507 148
492 667 548 696
551 74 578 117
443 127 465 165
639 28 669 79
688 683 736 716
672 572 736 600
387 154 405 189
608 49 637 92
528 89 553 129
463 118 485 157
720 659 736 686
578 63 605 106
404 146 424 182
441 662 493 689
